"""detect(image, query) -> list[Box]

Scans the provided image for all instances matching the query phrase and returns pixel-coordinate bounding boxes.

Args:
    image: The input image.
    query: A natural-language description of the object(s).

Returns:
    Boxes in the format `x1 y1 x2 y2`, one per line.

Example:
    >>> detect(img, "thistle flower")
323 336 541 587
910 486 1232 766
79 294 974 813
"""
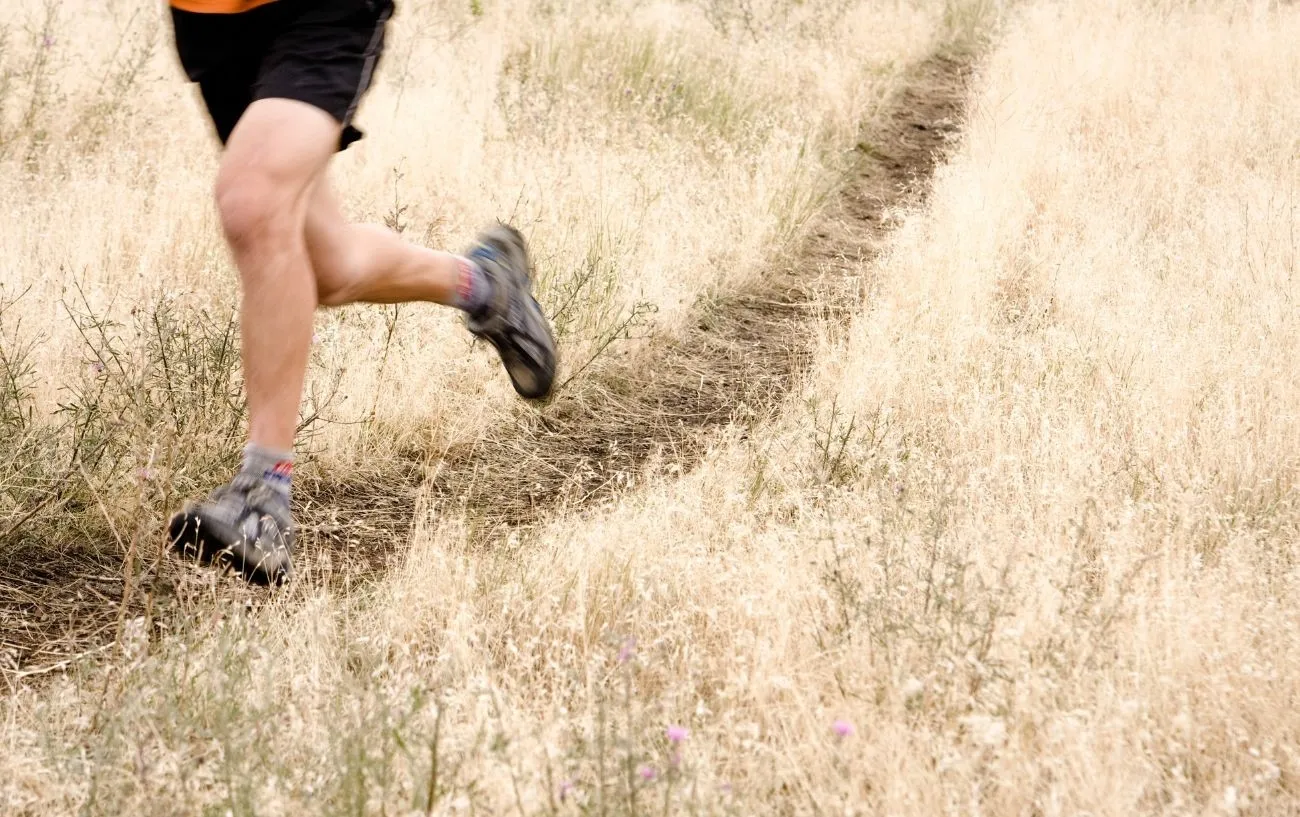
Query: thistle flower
832 719 855 739
618 637 636 664
666 725 688 744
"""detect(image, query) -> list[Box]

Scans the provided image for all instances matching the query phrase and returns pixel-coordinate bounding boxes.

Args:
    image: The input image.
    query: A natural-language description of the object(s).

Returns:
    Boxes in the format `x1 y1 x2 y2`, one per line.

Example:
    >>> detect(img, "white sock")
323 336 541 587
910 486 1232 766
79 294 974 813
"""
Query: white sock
240 443 294 503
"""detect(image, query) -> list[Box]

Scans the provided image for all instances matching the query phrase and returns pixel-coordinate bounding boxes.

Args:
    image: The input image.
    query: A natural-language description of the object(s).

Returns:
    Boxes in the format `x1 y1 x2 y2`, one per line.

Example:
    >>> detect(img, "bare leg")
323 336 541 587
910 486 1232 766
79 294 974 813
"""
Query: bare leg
306 181 464 307
215 98 338 451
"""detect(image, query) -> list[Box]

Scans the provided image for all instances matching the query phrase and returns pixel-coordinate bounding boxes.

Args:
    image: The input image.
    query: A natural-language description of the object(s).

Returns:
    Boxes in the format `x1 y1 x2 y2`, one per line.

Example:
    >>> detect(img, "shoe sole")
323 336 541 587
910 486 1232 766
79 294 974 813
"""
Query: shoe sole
484 300 556 399
168 511 290 587
469 226 558 399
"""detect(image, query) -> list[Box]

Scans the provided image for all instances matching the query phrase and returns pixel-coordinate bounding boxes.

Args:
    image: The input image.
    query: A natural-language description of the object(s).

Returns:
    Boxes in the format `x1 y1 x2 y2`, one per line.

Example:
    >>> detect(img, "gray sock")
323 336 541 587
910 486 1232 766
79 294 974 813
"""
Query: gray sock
240 443 294 503
452 256 494 315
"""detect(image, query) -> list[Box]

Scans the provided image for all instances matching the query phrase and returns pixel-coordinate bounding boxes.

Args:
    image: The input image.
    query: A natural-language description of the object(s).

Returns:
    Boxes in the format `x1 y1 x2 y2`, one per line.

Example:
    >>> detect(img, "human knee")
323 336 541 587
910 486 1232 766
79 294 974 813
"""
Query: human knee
215 167 298 255
308 218 364 307
314 269 356 307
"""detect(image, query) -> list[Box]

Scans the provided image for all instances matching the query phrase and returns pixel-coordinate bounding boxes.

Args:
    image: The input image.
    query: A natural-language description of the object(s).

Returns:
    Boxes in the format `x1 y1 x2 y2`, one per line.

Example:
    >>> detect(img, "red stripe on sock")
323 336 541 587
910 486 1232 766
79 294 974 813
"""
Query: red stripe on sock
457 257 476 304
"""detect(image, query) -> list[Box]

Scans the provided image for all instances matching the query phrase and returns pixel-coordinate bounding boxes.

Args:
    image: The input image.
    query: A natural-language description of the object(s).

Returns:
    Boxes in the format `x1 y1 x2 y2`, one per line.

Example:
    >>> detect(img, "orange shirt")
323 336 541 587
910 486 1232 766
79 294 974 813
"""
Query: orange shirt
170 0 278 12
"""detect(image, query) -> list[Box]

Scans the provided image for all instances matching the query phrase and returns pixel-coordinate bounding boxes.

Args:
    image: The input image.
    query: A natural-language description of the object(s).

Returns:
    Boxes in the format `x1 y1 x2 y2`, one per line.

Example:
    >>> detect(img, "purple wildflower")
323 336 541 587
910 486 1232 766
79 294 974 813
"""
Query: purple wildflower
558 780 576 803
666 725 688 744
832 719 855 739
637 764 657 782
617 637 636 663
43 35 55 48
90 361 106 375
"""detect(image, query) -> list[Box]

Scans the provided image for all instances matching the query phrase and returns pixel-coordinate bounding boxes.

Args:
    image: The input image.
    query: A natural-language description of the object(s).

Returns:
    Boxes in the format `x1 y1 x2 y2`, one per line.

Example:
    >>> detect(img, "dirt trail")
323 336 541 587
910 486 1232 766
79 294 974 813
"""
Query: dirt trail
1 49 970 677
415 51 970 535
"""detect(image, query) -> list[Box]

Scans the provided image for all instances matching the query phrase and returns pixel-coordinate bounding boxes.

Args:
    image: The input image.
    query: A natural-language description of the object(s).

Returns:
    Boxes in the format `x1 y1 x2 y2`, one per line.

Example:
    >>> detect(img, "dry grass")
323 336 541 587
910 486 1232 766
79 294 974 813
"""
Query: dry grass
7 0 1300 815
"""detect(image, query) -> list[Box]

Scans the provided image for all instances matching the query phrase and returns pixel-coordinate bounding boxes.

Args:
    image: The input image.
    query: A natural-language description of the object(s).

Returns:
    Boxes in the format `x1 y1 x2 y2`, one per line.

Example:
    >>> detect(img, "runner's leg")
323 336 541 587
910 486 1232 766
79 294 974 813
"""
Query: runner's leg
304 180 556 399
215 97 339 451
305 181 463 307
168 0 555 585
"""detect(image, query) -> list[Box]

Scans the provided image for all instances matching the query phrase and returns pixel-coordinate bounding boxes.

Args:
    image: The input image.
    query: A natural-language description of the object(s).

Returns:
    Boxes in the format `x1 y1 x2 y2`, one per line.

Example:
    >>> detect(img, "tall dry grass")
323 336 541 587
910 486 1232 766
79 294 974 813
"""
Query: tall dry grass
7 0 1300 815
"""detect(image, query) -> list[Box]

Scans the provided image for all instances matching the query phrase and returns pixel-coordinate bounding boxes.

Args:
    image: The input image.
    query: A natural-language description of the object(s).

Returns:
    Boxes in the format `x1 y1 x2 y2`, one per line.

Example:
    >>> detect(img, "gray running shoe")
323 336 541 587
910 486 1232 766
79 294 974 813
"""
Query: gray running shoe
168 475 294 586
464 224 557 400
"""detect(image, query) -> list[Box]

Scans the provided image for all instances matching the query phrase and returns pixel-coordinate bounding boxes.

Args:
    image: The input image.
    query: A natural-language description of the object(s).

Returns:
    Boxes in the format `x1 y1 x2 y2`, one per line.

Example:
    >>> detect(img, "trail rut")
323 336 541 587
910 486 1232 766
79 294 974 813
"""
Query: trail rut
415 51 971 535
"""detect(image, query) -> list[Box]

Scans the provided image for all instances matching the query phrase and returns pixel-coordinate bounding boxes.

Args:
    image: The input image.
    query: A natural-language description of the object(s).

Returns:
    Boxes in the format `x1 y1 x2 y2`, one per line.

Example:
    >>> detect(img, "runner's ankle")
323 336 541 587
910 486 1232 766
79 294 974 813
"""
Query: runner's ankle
451 255 494 316
240 443 294 503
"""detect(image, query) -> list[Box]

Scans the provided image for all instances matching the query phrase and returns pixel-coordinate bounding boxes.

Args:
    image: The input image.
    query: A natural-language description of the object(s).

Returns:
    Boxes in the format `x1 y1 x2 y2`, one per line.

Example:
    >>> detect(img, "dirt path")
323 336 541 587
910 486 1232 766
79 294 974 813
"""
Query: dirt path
416 51 970 534
2 49 971 678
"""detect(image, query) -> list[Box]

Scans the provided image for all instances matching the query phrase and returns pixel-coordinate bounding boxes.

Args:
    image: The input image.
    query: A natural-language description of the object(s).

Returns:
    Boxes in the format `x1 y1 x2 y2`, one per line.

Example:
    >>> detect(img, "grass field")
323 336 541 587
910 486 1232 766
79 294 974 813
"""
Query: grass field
5 0 1300 814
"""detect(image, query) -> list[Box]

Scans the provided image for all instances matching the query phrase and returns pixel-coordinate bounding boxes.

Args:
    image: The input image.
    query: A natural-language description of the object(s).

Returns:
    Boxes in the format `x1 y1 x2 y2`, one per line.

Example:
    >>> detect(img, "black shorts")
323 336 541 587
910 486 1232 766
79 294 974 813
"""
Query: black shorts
170 0 394 150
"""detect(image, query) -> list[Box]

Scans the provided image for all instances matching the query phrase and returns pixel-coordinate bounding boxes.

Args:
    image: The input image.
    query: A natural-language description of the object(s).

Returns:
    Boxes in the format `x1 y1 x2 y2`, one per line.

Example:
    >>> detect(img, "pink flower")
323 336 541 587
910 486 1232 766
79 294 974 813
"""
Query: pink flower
558 780 575 802
666 725 688 744
617 637 636 663
637 764 657 782
832 719 855 739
